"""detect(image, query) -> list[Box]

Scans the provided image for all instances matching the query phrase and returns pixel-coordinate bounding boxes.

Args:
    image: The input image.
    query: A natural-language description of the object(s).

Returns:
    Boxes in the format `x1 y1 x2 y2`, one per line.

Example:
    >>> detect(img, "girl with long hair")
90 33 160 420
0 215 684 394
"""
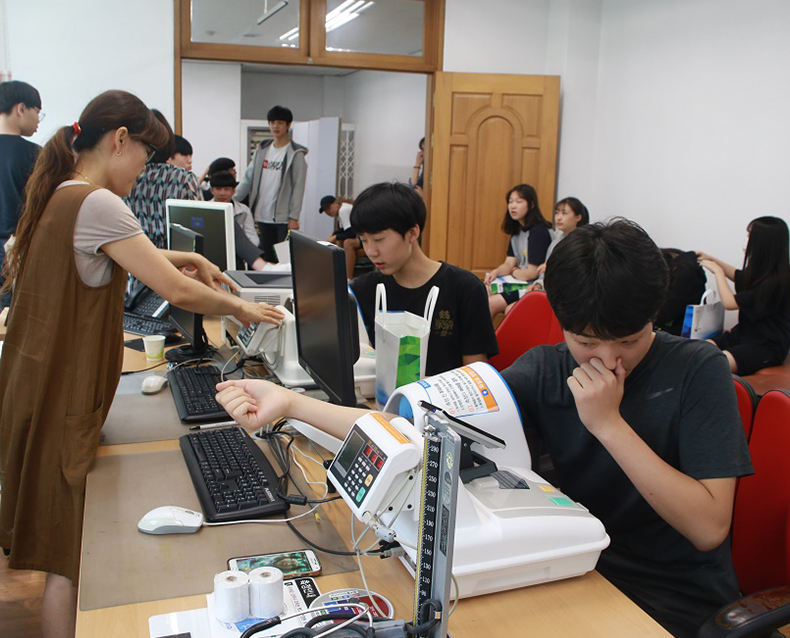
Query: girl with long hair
484 183 552 317
698 216 790 374
0 90 281 638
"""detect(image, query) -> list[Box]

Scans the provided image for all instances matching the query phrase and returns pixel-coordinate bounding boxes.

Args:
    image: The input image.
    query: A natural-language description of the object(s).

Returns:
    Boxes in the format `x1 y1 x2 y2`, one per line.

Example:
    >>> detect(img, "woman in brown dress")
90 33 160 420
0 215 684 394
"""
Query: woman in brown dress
0 90 282 638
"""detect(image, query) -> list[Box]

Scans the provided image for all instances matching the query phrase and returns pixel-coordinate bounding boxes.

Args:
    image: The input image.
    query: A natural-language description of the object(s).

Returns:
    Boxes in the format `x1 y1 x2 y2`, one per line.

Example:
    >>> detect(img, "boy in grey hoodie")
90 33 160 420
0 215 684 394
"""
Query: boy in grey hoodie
236 105 307 262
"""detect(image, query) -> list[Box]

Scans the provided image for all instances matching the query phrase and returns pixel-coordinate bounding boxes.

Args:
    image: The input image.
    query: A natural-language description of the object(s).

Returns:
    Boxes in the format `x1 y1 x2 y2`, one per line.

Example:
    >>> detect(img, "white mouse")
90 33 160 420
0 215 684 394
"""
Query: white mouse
137 506 204 535
141 375 168 395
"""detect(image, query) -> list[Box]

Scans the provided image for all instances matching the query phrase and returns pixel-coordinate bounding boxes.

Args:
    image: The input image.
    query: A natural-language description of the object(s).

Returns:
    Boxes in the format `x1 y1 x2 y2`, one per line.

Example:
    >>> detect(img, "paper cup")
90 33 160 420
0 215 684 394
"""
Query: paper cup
143 334 166 361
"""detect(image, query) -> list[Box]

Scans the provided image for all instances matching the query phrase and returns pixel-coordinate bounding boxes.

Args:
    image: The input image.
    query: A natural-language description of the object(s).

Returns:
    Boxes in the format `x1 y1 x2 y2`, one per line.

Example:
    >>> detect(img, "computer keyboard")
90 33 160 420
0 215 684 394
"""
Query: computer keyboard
180 426 289 522
135 290 168 317
167 364 228 423
123 312 174 336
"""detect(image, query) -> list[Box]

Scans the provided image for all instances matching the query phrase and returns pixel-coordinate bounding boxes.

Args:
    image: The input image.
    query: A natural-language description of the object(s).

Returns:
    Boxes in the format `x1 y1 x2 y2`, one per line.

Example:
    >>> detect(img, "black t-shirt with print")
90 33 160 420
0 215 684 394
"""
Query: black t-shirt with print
350 262 499 376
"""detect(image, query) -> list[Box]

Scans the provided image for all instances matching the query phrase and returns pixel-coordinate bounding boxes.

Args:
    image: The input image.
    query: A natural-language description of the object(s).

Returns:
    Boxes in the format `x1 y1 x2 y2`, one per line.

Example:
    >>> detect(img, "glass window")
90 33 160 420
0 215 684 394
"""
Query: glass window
324 0 424 57
190 0 301 50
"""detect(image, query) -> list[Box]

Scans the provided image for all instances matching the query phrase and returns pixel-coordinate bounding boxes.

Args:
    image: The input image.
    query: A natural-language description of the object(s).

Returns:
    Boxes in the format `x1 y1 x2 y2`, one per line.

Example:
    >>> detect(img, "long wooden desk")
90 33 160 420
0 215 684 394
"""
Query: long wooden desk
75 323 672 638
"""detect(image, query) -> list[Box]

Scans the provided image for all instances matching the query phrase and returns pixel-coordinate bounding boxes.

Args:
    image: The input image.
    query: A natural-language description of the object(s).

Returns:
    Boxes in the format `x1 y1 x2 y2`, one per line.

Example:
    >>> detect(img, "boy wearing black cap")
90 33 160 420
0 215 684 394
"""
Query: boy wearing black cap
235 105 308 263
211 170 266 271
320 194 359 279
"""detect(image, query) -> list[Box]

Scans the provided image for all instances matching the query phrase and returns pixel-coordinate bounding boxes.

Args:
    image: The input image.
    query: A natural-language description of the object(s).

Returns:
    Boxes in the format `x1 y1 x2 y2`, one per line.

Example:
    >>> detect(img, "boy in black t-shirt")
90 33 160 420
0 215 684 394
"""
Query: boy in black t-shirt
0 80 42 309
348 182 498 375
503 219 752 637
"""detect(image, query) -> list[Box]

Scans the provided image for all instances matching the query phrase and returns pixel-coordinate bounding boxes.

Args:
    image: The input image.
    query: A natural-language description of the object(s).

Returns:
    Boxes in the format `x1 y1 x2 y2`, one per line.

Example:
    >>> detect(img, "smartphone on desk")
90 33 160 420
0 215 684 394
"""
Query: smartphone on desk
228 549 322 577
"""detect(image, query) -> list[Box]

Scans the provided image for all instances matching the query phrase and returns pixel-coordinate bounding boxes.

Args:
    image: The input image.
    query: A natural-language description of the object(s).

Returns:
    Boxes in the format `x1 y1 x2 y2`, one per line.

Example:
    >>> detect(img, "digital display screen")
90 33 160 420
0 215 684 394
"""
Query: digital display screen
335 430 366 477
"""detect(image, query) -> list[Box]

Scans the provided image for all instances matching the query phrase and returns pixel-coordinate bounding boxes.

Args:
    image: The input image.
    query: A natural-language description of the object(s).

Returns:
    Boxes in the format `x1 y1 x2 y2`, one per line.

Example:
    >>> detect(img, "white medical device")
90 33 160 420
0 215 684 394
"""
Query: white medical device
222 305 377 400
330 362 610 600
328 412 422 517
224 270 294 308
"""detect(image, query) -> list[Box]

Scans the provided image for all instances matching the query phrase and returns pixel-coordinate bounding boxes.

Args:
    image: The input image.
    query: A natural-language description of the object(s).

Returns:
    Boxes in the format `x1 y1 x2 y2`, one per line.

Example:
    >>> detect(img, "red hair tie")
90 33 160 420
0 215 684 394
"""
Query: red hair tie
72 122 81 135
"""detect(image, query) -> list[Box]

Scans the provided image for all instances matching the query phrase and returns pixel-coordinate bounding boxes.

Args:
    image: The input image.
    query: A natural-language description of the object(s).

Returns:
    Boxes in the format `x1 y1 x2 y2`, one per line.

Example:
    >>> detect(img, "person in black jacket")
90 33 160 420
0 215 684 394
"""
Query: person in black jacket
655 248 707 335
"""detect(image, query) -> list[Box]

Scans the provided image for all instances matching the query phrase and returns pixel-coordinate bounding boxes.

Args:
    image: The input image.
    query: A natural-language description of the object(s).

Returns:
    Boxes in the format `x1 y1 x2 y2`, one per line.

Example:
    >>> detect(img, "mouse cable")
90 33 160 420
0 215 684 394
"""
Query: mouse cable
121 355 208 377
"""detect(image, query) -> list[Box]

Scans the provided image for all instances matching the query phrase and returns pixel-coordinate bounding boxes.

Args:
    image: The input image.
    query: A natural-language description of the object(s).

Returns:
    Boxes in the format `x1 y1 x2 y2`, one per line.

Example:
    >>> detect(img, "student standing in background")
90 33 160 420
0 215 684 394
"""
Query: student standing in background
0 80 42 309
235 105 308 263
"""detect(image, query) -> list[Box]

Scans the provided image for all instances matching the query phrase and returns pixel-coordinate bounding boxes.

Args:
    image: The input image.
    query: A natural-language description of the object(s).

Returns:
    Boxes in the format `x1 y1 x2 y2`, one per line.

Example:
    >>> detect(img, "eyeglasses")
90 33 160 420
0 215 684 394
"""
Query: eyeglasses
144 143 157 163
37 110 45 122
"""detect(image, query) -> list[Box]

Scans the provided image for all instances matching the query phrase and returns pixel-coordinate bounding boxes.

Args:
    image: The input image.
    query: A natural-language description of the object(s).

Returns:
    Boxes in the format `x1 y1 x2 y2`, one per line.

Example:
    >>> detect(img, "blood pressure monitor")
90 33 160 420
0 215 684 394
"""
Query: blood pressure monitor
328 412 422 518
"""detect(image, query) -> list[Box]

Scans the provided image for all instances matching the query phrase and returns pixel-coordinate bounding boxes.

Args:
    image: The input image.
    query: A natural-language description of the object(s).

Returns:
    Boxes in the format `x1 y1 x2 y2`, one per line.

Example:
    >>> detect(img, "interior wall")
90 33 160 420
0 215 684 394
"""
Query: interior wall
241 72 327 122
591 0 790 270
342 71 428 196
182 61 242 181
5 0 174 146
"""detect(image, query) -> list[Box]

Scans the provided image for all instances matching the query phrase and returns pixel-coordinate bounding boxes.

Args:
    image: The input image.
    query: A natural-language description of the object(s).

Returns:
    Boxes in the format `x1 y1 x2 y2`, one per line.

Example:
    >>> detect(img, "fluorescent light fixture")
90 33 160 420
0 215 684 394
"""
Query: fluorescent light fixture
257 0 288 25
278 1 374 43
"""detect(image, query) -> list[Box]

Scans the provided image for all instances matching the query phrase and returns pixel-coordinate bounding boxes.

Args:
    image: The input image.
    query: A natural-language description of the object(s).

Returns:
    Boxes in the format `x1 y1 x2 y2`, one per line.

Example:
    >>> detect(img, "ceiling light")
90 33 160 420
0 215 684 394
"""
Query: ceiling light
256 0 288 25
277 1 374 43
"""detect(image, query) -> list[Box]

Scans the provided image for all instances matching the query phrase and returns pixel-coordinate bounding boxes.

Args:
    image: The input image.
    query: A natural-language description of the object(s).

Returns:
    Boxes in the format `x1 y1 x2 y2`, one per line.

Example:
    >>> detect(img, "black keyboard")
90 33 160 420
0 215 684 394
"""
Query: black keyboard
180 427 289 522
167 364 228 423
123 312 174 336
134 291 168 317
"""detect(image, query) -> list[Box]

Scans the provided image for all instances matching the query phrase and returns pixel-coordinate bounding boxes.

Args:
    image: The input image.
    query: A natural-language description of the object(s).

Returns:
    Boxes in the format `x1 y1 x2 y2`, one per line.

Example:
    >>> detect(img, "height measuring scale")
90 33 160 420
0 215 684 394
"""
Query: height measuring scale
412 412 461 638
327 409 462 638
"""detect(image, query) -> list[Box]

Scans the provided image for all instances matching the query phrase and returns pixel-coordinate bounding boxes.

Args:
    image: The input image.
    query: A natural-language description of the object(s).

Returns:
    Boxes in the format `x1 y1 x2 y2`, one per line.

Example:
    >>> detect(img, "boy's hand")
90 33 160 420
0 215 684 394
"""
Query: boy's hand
215 379 292 431
567 357 626 436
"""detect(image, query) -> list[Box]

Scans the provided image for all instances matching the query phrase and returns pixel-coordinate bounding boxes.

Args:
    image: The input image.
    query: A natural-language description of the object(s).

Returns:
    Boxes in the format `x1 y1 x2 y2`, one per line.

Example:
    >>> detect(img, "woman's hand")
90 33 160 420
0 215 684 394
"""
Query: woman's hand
179 253 236 292
215 379 293 432
415 149 424 167
235 301 284 328
699 259 723 276
695 251 713 262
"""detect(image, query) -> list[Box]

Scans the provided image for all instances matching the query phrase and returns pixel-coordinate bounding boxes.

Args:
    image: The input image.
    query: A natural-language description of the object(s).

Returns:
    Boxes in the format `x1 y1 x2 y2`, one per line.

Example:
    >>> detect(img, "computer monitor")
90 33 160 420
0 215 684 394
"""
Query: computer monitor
166 223 210 362
166 199 235 271
289 231 360 407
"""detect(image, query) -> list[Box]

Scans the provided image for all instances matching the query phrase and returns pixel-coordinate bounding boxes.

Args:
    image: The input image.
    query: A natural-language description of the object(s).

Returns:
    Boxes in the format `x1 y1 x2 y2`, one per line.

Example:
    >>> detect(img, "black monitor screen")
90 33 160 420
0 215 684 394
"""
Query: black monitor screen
167 223 209 361
166 200 235 271
290 232 359 407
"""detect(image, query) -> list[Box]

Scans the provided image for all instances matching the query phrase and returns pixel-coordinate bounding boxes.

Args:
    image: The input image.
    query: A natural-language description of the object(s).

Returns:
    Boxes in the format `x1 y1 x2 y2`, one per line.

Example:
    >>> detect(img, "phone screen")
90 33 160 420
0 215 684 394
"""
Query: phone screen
231 551 319 577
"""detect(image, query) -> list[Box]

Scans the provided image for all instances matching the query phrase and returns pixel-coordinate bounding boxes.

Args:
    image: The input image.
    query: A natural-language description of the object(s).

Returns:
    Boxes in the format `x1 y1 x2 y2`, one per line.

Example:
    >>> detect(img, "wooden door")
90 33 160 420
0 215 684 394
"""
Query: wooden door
427 72 560 277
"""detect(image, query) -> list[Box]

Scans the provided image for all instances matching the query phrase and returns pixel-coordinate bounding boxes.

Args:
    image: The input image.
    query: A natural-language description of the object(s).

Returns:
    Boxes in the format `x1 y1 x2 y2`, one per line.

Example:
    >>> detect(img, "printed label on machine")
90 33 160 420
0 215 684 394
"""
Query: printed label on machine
417 366 499 417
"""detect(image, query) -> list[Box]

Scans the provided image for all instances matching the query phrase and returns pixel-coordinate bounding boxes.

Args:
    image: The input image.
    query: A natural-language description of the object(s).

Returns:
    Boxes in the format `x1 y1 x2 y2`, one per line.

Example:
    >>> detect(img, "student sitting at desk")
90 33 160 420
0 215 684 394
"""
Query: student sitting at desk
209 169 268 271
347 182 498 375
216 219 752 638
0 90 283 638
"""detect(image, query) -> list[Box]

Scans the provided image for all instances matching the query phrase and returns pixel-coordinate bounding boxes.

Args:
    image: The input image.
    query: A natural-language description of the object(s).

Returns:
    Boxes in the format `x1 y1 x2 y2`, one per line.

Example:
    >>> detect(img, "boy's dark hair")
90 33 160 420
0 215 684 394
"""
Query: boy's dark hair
173 134 193 156
350 182 426 236
208 157 235 176
502 183 551 236
0 81 41 114
210 170 238 188
267 105 293 125
544 218 669 339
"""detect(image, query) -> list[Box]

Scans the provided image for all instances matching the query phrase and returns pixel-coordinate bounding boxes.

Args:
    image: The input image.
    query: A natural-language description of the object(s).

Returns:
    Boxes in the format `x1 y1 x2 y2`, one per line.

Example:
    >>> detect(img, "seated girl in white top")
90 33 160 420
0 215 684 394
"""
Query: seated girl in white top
529 197 590 292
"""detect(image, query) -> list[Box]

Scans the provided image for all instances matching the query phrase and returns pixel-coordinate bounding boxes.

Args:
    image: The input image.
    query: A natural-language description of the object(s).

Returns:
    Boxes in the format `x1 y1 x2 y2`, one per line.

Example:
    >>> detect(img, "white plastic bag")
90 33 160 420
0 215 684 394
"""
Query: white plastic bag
374 283 439 406
681 289 725 340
